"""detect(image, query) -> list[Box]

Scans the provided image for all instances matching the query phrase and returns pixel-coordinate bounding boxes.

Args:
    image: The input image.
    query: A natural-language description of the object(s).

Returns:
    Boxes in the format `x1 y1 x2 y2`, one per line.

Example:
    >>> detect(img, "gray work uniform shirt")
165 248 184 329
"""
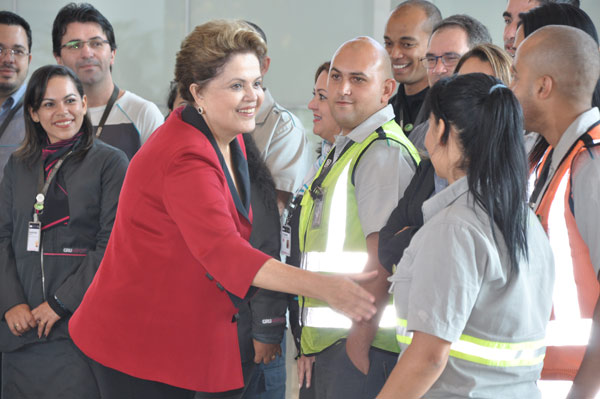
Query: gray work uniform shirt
390 176 554 398
531 107 600 274
331 104 416 236
252 88 311 194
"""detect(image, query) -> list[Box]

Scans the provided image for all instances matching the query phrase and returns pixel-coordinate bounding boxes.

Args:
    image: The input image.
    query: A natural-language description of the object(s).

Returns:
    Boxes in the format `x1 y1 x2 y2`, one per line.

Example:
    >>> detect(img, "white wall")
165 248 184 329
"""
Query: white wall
1 0 599 115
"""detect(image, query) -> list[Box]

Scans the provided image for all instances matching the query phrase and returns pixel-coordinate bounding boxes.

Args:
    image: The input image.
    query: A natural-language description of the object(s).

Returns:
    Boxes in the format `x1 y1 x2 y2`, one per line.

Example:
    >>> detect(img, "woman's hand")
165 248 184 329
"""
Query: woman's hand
4 304 37 336
297 355 316 389
31 302 60 338
252 260 377 322
322 271 378 323
252 339 282 365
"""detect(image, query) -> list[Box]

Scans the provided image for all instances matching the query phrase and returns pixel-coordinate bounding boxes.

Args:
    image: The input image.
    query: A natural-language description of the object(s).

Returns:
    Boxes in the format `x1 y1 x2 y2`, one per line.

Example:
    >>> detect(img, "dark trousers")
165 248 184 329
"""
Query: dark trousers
303 339 397 399
195 361 256 399
3 339 99 399
89 359 195 399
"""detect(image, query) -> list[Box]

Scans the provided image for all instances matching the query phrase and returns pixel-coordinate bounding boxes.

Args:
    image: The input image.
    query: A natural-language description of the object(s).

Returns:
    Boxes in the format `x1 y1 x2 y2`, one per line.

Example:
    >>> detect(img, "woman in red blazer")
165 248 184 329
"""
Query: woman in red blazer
68 20 377 399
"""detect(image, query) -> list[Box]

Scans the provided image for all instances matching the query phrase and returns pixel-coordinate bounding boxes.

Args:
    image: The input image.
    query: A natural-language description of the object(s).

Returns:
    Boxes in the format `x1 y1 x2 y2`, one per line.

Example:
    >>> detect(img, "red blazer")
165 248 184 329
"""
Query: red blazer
69 106 271 392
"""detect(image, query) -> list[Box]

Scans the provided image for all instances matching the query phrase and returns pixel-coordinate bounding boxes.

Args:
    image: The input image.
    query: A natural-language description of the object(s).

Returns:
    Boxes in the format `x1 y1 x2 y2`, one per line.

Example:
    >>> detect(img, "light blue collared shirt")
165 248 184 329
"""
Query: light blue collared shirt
0 82 26 121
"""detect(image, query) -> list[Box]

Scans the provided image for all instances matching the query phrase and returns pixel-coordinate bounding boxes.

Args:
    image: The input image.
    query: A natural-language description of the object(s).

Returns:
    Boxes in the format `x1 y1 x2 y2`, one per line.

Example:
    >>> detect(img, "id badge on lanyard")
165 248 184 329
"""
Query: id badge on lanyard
311 194 325 229
28 194 44 252
27 219 41 252
281 225 292 257
27 151 72 252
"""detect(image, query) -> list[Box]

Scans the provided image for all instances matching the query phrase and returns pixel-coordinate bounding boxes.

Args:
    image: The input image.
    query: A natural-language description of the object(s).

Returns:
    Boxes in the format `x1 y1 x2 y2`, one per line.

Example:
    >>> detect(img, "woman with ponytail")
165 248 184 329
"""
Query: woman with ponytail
377 73 554 399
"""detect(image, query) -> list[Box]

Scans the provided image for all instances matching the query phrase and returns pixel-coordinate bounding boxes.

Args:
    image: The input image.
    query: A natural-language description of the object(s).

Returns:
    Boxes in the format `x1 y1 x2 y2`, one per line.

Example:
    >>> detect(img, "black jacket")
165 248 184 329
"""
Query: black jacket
0 140 128 351
236 134 287 363
378 159 435 273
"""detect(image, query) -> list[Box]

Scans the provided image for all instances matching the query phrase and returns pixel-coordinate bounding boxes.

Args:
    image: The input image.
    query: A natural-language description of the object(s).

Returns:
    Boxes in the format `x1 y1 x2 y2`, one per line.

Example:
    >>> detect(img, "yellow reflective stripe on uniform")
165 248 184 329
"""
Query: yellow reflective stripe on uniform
545 319 592 347
305 305 397 329
396 318 546 367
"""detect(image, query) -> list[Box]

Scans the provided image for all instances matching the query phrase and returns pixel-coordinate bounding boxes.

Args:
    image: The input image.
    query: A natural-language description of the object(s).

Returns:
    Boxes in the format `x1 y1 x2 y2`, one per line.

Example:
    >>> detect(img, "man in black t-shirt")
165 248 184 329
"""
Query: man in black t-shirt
383 0 441 135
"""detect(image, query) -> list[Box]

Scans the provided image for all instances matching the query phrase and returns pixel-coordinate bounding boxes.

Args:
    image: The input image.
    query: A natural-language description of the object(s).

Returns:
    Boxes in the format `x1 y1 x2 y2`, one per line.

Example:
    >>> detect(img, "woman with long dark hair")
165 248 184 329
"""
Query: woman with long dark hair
378 74 554 398
0 64 128 398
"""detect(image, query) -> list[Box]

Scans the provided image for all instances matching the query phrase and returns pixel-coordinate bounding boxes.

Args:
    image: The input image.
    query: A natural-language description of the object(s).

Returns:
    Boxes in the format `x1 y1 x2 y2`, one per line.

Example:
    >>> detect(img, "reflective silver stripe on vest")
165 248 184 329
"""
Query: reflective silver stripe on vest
304 305 397 329
303 161 368 274
302 251 368 274
396 319 546 367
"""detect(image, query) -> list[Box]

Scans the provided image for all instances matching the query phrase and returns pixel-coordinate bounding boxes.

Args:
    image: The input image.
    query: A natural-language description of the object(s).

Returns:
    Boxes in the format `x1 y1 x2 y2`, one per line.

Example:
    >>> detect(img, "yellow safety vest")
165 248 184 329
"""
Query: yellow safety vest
299 120 420 355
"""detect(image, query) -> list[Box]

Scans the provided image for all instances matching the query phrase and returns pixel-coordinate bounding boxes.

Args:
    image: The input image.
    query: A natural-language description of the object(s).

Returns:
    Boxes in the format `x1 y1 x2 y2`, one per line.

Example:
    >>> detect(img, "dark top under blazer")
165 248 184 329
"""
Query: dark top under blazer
69 106 271 392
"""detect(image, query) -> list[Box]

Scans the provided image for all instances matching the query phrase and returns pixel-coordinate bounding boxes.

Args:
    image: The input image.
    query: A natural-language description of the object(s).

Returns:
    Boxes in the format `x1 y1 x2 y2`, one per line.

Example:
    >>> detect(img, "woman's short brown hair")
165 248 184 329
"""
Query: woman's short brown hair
175 20 267 103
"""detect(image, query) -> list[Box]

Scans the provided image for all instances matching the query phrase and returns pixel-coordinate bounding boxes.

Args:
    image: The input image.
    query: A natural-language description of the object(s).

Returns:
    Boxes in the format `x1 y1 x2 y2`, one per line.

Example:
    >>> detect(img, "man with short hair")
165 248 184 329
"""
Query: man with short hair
52 3 163 160
245 22 310 214
383 0 441 134
298 36 419 399
0 11 31 183
409 14 491 151
503 0 580 56
425 15 491 88
512 25 600 399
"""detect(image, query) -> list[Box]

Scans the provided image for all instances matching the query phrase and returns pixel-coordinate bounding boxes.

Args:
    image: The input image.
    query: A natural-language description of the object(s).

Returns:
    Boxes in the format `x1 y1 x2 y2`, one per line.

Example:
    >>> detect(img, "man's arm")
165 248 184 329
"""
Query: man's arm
345 232 392 374
568 294 600 398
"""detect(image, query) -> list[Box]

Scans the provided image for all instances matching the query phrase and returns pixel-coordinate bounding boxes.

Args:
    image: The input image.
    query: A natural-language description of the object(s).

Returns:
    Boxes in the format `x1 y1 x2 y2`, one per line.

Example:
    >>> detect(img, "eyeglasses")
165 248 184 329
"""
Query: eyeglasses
0 47 29 59
420 53 462 70
61 39 110 51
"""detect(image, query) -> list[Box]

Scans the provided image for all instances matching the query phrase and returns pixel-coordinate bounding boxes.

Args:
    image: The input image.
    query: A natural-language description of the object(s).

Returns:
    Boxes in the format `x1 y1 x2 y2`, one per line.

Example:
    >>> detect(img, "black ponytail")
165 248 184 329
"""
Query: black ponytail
425 73 529 271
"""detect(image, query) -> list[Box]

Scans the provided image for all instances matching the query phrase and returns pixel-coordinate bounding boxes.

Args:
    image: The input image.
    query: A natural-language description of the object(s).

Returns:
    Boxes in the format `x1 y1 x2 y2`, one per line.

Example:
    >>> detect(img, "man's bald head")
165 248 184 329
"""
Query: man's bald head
332 36 394 81
328 36 397 133
517 25 599 104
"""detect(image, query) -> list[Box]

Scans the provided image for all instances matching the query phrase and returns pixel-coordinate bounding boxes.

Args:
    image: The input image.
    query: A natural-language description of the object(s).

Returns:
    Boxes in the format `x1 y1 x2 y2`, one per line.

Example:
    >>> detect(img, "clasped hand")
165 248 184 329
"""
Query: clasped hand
5 302 61 338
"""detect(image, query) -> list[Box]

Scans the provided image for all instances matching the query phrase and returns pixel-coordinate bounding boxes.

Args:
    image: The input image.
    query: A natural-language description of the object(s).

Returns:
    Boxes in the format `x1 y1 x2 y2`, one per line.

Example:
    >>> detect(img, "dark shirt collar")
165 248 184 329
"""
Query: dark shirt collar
181 105 251 222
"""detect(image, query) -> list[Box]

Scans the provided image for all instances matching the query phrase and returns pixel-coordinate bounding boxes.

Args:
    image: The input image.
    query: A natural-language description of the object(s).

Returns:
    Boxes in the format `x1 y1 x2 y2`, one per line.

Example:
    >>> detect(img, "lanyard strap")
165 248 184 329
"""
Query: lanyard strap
309 140 353 201
0 96 24 141
95 84 120 138
34 150 73 212
529 148 553 207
